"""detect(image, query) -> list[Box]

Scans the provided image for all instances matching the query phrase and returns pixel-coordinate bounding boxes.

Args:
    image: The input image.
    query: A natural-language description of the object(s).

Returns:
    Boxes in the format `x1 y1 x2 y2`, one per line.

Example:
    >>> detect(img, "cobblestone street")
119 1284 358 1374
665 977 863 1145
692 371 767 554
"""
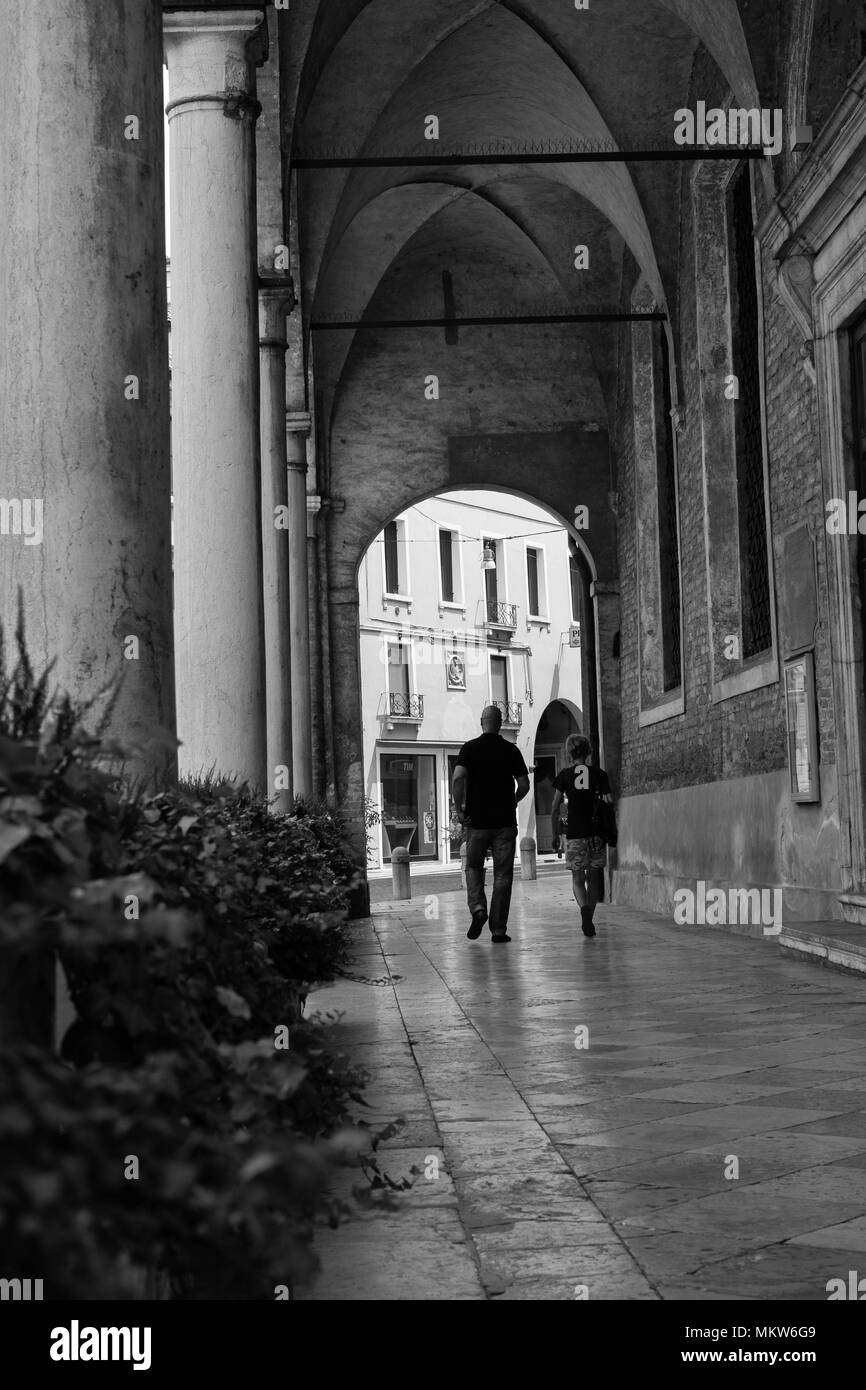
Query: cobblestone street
302 875 866 1301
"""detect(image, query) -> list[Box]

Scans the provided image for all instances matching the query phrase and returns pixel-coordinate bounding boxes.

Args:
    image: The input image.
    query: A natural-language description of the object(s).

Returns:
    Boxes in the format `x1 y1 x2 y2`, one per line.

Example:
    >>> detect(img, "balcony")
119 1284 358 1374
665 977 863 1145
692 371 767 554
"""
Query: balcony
387 692 424 721
481 599 518 631
492 700 522 727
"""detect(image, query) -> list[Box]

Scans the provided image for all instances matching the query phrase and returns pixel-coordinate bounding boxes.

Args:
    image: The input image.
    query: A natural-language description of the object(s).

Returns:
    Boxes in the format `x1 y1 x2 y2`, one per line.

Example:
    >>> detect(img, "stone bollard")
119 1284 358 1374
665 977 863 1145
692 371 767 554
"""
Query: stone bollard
520 835 537 881
392 846 411 900
460 841 467 890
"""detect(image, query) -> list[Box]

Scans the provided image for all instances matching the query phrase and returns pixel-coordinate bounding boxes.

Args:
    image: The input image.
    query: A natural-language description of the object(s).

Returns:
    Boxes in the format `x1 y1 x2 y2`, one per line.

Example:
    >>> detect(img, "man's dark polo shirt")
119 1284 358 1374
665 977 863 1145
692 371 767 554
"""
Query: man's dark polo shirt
456 733 529 830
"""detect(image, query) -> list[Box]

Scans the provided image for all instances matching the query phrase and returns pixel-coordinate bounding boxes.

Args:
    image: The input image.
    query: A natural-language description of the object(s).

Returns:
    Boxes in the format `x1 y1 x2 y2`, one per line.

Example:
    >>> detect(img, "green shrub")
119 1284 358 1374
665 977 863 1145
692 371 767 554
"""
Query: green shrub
0 615 368 1298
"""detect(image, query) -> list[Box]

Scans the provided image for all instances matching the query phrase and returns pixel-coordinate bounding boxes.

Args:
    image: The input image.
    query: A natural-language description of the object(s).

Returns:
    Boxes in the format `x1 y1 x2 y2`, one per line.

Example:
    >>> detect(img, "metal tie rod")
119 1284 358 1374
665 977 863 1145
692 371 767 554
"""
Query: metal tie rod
294 147 765 169
311 311 667 330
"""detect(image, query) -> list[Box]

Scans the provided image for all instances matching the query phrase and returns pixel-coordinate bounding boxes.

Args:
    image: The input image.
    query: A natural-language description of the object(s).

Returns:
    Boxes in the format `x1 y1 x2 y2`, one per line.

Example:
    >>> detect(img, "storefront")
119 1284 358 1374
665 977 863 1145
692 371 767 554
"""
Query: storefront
375 745 464 865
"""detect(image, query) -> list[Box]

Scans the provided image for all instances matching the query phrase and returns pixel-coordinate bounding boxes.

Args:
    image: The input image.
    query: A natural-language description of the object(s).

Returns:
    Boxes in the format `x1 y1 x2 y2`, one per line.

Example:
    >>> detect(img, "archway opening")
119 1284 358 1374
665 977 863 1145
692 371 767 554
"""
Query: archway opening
355 486 600 873
532 700 582 858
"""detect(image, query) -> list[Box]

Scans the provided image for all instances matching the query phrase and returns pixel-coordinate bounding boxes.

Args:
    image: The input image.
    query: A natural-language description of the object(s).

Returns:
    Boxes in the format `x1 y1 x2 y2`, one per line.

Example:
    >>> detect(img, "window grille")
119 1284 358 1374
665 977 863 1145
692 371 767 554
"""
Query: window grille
388 692 424 719
655 323 682 690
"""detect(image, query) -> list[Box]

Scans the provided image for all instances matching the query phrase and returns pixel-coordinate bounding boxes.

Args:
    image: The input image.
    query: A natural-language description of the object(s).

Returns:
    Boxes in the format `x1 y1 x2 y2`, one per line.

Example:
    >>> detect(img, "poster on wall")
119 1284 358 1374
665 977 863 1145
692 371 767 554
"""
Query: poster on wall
445 651 466 690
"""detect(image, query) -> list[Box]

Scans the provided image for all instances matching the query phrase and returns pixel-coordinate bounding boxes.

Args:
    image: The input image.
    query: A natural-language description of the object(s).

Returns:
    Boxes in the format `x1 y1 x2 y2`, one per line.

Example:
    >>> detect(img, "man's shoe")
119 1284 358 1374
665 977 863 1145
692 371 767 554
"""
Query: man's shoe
491 933 511 943
467 910 487 940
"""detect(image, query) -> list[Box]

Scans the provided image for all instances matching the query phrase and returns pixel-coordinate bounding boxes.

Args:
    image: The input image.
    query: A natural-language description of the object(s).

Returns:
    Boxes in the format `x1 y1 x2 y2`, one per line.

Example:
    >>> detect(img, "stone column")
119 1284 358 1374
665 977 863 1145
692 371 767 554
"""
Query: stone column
287 411 313 797
260 285 296 811
0 0 175 778
164 9 266 789
329 579 370 918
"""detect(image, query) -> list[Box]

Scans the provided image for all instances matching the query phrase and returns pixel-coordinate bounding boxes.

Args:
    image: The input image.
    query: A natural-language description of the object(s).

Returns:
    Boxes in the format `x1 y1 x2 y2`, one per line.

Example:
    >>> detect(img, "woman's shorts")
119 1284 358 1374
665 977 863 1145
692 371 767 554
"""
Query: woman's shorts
565 836 607 870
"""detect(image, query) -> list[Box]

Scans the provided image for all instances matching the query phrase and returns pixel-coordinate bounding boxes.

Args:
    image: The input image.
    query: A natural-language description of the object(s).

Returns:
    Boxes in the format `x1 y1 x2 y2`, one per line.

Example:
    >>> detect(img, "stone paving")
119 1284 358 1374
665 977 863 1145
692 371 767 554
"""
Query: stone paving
298 873 866 1301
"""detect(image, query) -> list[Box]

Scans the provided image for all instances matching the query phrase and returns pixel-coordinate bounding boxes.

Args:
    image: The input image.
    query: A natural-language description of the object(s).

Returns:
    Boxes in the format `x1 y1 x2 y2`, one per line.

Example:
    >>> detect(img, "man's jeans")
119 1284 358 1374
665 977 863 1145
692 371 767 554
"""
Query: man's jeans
465 826 517 935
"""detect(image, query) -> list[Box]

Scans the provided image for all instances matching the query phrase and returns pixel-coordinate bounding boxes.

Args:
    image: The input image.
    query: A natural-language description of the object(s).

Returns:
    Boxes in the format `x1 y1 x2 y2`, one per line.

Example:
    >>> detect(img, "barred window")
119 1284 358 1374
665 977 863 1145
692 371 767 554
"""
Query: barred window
728 163 772 658
654 323 682 690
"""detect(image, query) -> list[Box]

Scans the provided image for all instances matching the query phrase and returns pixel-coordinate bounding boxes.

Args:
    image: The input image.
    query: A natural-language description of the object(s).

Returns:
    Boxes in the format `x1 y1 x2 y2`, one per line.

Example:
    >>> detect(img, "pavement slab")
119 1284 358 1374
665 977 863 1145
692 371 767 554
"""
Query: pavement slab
297 877 866 1300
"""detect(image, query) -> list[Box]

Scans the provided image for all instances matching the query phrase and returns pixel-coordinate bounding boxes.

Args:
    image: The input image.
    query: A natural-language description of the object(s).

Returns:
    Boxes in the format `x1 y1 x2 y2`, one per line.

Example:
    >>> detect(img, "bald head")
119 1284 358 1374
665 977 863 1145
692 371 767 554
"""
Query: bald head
480 705 503 733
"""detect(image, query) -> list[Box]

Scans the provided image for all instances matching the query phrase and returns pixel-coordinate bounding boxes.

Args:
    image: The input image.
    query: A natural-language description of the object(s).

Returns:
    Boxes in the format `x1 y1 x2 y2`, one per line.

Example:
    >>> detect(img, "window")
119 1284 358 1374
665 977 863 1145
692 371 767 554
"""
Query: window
387 642 410 699
438 527 462 605
384 522 399 593
526 547 547 617
692 155 778 701
490 654 508 706
569 550 583 624
383 520 408 596
380 754 438 862
728 163 771 659
439 529 454 602
630 307 684 717
527 549 540 615
484 537 499 612
654 324 682 690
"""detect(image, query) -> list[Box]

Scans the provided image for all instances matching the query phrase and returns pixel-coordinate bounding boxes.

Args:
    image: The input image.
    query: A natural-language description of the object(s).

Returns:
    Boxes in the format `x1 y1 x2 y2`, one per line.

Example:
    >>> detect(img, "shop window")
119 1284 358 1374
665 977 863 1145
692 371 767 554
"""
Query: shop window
380 754 438 861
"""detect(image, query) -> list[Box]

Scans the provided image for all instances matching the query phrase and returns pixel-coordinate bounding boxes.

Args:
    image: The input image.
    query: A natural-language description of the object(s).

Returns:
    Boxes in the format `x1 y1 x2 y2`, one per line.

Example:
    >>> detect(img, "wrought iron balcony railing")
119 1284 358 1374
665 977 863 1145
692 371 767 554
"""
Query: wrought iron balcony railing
492 700 522 727
485 599 518 628
387 692 424 720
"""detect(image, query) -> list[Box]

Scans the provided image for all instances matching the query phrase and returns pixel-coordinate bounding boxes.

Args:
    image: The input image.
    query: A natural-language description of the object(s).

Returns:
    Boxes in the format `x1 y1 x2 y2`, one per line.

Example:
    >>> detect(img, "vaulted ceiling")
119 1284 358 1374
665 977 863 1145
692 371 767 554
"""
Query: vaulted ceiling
281 0 779 434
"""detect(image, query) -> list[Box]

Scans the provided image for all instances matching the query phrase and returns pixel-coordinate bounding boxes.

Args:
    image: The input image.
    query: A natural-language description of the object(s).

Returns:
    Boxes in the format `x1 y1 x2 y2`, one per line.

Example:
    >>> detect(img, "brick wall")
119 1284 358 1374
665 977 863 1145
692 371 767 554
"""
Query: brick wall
616 44 836 800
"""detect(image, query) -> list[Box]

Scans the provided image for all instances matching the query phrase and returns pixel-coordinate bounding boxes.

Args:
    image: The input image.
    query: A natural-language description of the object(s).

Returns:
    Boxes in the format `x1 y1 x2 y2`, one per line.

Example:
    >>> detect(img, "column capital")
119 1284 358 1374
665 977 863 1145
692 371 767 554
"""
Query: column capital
590 580 619 598
164 8 264 120
258 277 296 345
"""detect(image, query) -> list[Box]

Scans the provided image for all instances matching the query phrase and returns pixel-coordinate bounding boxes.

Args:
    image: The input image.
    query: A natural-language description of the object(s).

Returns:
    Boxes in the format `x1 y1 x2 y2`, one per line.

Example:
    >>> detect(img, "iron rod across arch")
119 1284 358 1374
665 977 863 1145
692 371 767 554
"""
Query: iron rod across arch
311 311 668 330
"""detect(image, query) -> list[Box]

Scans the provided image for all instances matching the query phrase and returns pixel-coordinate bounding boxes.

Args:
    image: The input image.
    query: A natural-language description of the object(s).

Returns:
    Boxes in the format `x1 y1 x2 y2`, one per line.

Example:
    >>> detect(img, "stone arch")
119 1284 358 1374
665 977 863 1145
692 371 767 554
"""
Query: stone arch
529 696 584 853
352 484 599 588
329 483 617 905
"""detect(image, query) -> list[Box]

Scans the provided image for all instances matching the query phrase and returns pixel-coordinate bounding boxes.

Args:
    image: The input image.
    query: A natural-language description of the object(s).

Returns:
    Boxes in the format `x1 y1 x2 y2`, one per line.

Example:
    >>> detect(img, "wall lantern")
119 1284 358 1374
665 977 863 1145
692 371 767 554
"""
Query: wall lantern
482 545 496 571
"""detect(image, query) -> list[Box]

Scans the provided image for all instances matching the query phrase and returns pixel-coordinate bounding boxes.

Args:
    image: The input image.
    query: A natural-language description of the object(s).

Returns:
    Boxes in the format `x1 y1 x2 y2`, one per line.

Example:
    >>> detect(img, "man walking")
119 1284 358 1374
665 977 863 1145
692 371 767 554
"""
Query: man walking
551 734 613 937
452 705 530 943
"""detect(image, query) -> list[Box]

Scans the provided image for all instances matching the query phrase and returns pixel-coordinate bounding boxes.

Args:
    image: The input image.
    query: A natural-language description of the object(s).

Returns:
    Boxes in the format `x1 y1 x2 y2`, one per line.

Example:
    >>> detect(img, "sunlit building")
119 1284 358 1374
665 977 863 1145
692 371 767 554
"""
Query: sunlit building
358 491 596 868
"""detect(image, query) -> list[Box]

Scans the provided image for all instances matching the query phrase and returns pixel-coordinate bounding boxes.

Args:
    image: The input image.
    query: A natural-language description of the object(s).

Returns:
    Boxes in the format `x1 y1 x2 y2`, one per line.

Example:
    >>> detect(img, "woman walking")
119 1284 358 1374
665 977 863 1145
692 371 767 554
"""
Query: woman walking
550 734 614 937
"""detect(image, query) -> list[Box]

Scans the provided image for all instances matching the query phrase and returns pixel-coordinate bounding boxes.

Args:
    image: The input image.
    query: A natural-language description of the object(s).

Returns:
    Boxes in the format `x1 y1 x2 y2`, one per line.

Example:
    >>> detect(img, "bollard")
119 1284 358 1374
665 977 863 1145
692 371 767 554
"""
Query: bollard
392 846 411 900
460 840 467 890
520 835 537 881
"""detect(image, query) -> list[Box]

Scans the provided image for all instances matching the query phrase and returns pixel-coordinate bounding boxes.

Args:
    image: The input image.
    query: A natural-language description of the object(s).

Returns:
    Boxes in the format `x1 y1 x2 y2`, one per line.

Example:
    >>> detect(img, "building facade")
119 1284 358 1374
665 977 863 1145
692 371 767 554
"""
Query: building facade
359 492 591 868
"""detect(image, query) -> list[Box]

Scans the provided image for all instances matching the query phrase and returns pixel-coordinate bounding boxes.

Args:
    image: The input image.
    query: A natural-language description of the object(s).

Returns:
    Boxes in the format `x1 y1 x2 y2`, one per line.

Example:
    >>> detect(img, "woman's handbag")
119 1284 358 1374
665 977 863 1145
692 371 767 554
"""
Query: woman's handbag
590 769 618 848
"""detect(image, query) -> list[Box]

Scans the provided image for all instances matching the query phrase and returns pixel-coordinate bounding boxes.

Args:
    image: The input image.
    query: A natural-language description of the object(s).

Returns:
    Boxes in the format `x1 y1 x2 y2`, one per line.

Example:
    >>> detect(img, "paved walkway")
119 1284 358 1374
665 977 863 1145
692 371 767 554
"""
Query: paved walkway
299 873 866 1301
